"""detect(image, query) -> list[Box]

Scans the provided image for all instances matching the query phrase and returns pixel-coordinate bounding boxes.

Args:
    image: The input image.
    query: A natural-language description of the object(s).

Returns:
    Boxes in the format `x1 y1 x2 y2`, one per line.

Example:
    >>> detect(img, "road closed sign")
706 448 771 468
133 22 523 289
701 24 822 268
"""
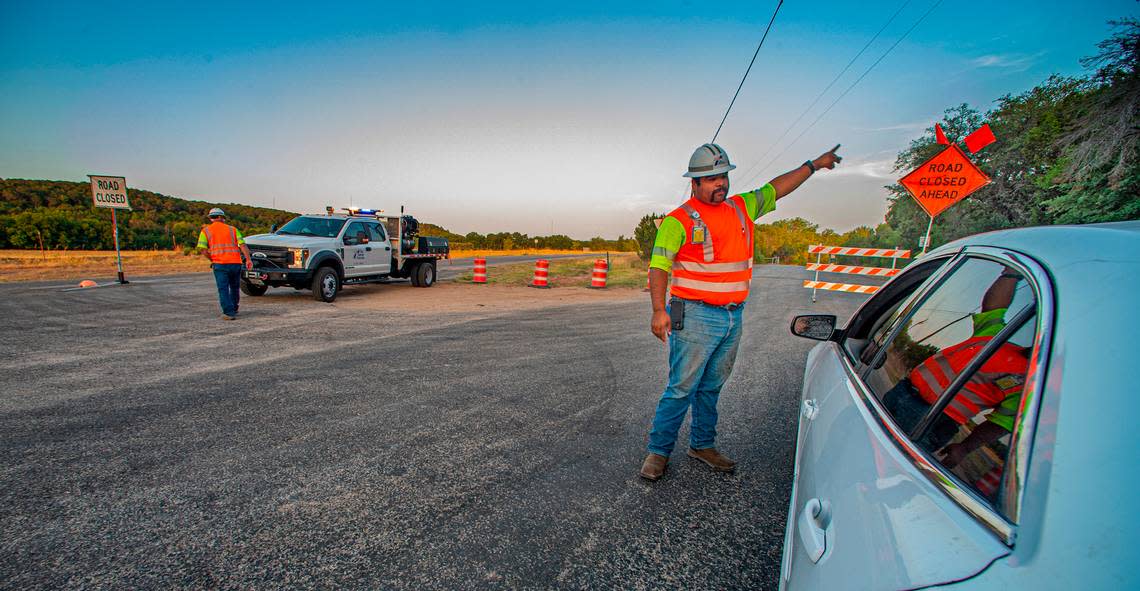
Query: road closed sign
89 175 131 210
899 144 990 218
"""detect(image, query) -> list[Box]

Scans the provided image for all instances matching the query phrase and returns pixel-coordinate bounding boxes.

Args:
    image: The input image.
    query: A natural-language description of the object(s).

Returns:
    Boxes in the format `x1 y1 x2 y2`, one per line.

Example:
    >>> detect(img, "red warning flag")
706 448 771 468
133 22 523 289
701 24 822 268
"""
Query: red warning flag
964 124 996 153
934 123 950 145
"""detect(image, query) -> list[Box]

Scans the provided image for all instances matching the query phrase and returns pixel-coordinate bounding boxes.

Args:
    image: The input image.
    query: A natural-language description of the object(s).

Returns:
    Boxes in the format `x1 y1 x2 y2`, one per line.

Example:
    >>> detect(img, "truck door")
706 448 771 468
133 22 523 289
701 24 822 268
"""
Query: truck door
366 222 392 275
342 221 375 277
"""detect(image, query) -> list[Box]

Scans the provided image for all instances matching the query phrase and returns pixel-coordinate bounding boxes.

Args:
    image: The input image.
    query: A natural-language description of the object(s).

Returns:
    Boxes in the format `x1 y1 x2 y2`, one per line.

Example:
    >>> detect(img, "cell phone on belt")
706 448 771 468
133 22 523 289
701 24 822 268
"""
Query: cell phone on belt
670 299 685 331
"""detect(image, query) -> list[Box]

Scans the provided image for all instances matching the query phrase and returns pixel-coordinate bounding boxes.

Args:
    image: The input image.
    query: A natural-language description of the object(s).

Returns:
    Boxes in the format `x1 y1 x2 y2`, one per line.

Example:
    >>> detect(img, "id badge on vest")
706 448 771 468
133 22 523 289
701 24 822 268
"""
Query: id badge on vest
691 223 707 245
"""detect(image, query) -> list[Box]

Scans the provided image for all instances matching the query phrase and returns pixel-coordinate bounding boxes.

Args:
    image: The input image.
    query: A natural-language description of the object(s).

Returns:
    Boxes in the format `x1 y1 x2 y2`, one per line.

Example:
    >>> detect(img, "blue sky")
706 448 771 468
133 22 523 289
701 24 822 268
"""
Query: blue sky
2 1 1137 238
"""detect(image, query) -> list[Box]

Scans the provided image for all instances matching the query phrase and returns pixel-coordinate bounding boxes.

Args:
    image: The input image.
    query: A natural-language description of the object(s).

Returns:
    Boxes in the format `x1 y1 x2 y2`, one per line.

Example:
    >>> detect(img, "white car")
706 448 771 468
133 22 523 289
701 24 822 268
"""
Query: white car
781 222 1139 590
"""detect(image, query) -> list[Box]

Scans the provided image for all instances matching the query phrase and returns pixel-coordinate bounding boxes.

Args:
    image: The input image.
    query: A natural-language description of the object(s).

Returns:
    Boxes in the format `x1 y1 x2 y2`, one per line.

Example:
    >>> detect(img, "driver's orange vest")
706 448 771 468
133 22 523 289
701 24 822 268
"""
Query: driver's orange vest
202 222 243 264
909 336 1029 424
666 195 754 306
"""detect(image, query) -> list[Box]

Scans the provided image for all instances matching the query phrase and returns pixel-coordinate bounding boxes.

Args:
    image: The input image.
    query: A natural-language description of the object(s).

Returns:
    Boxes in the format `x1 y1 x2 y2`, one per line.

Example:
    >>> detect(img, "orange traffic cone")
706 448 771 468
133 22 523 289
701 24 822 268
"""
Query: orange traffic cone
589 259 608 288
473 258 487 284
529 259 550 288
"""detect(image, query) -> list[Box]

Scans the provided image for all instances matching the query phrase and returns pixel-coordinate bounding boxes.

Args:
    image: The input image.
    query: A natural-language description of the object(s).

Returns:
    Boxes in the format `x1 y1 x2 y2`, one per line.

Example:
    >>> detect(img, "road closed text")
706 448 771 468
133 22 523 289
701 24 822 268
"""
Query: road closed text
89 175 131 209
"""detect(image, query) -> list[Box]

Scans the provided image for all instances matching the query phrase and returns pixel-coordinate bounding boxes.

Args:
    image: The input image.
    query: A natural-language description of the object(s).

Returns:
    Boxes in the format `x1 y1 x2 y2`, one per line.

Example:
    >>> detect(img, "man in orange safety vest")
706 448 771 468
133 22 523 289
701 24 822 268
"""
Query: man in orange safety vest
639 143 841 481
196 207 253 320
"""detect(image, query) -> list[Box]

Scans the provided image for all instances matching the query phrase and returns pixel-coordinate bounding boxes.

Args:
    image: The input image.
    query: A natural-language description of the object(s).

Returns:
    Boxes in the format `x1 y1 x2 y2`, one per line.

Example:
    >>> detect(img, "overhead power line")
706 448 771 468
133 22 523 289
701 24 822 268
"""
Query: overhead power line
731 0 914 187
711 0 785 144
739 0 946 189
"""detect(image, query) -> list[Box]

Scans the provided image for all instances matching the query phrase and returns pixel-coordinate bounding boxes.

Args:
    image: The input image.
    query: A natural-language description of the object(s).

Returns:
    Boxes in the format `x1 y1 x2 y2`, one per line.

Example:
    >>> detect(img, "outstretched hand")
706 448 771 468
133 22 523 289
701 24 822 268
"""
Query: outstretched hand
813 144 843 170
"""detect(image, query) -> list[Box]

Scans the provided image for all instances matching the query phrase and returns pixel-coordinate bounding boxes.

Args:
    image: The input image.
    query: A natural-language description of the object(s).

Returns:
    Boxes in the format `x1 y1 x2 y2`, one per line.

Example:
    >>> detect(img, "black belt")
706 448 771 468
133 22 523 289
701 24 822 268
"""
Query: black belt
674 297 744 311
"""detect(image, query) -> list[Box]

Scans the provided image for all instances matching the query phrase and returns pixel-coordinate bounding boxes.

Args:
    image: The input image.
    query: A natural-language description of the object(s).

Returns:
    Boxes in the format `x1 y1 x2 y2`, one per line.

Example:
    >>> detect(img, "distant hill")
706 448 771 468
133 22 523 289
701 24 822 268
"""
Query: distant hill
0 178 638 253
0 179 299 250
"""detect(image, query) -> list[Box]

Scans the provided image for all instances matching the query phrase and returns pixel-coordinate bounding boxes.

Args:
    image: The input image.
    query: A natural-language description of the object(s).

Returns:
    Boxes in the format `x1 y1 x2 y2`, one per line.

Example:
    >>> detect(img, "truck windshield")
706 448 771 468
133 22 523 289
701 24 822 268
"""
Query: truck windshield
276 217 347 238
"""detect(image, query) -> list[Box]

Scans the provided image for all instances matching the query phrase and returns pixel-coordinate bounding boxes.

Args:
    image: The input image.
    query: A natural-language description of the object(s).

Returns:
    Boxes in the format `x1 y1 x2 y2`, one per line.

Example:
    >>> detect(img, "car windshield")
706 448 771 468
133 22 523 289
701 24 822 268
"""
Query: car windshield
276 217 346 238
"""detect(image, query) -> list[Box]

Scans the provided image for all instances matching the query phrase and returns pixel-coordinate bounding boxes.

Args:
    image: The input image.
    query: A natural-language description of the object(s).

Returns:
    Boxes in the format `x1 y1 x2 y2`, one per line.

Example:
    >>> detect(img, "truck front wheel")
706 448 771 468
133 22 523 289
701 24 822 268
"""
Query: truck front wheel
415 262 435 288
240 280 268 296
312 267 340 302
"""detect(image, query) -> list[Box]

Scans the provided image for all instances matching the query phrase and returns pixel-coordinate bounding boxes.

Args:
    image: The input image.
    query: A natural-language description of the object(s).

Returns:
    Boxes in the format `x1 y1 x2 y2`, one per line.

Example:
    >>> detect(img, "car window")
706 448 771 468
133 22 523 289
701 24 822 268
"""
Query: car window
866 257 1036 505
927 316 1037 504
277 216 346 238
367 223 386 242
852 256 955 366
344 222 368 244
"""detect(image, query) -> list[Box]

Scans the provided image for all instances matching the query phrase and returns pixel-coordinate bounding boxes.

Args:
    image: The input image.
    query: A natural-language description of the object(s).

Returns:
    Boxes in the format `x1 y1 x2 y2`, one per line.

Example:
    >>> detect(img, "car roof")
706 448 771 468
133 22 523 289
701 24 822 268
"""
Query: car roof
930 221 1140 266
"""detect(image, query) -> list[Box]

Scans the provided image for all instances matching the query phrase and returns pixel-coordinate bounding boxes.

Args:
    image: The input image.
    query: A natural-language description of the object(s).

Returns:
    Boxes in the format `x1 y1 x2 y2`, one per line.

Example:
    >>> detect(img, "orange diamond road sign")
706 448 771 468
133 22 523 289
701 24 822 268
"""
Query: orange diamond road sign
899 144 991 218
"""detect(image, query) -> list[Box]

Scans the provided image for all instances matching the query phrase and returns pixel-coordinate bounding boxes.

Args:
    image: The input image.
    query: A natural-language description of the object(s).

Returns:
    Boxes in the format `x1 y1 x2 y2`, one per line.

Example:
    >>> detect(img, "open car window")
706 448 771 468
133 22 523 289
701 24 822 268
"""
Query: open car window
863 257 1038 516
840 255 957 368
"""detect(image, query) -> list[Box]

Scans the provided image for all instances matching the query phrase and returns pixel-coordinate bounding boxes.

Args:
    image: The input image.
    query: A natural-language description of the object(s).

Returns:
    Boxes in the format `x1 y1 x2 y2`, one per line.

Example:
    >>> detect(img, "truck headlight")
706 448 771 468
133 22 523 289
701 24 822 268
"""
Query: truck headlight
290 248 309 268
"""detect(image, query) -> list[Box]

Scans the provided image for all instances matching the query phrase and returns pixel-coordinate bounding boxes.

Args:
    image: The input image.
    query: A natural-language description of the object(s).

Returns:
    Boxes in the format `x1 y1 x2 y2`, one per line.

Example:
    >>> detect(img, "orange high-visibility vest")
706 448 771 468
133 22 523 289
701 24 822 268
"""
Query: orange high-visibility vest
909 336 1028 425
666 195 754 306
202 222 243 264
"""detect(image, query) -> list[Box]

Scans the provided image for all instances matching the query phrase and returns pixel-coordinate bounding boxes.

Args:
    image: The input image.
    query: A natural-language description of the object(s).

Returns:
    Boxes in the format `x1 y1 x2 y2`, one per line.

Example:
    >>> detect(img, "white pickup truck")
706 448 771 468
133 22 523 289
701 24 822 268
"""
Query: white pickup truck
241 209 449 302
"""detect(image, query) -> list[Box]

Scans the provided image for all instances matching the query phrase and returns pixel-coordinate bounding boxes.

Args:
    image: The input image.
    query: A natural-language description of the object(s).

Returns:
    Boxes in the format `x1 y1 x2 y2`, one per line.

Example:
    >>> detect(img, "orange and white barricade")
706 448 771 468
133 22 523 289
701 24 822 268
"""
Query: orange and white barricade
804 245 910 302
530 259 550 288
473 258 487 284
589 259 608 288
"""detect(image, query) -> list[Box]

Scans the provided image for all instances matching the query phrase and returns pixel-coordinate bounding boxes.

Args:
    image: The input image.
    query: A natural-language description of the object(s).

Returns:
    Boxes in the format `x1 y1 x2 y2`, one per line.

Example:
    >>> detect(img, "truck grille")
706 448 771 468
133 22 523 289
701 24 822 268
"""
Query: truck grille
249 245 291 269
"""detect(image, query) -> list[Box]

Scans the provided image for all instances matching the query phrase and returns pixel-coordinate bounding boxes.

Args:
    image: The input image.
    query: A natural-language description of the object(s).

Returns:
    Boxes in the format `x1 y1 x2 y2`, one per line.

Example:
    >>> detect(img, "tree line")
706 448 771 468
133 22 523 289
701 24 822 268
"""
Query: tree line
0 179 639 253
0 179 297 250
635 19 1139 265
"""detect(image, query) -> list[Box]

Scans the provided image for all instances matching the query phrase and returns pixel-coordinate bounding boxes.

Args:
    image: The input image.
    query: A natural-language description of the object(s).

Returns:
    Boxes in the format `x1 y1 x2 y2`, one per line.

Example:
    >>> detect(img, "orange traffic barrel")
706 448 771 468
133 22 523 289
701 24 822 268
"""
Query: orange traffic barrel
473 258 487 284
589 259 608 288
529 259 550 288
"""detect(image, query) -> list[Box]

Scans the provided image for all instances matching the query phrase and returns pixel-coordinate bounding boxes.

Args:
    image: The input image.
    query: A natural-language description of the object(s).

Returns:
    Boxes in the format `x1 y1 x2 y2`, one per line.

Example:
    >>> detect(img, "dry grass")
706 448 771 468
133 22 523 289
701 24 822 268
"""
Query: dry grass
448 248 605 259
454 252 647 289
0 248 644 284
0 250 209 282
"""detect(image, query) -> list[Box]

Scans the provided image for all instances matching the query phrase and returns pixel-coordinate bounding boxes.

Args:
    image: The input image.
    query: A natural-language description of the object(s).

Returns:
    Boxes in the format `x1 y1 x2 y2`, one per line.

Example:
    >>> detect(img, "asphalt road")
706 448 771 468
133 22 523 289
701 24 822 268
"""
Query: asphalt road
0 265 865 590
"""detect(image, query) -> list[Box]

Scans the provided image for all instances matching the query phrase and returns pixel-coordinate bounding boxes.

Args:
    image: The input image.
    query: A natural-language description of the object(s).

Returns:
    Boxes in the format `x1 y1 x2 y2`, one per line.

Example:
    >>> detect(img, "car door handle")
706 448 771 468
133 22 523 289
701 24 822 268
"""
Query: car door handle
801 399 819 421
365 247 372 251
798 498 833 564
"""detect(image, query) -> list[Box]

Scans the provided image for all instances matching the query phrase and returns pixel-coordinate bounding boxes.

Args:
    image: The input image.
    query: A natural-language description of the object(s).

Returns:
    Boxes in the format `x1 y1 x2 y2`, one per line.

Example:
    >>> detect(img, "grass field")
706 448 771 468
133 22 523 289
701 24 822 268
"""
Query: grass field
0 249 641 283
453 253 647 288
0 250 209 282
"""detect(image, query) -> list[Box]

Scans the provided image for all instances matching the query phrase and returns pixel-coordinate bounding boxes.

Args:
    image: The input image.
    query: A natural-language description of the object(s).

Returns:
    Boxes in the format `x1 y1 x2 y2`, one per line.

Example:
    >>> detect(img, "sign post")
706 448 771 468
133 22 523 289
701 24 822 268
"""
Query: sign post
88 175 132 284
899 143 991 254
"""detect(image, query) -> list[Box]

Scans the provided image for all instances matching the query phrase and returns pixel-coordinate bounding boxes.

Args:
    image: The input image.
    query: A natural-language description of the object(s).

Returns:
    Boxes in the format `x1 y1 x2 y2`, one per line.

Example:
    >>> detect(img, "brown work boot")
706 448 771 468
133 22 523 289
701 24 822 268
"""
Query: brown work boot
687 447 736 472
639 453 668 481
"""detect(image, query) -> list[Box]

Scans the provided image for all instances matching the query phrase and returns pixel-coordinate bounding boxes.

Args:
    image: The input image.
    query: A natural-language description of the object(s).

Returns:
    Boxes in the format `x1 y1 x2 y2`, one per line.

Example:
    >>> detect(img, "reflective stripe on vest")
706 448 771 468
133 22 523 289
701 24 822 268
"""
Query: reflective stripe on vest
203 223 243 264
909 336 1029 425
666 195 754 306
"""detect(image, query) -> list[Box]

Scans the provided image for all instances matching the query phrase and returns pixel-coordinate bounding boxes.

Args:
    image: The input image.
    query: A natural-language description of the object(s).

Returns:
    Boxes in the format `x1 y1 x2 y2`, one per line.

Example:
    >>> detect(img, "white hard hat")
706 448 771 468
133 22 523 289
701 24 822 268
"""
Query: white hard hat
683 143 736 178
208 207 226 218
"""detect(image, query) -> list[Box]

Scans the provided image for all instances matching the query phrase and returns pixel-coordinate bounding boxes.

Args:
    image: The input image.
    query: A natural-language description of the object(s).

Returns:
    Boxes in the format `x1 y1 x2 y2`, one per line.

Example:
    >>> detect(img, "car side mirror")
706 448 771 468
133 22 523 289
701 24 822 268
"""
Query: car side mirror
791 314 837 341
270 223 278 233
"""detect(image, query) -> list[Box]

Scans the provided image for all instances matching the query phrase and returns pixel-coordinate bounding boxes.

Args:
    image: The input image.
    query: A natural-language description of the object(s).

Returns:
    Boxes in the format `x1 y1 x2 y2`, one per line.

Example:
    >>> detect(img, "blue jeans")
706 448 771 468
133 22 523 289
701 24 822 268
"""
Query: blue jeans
212 263 243 316
648 300 744 457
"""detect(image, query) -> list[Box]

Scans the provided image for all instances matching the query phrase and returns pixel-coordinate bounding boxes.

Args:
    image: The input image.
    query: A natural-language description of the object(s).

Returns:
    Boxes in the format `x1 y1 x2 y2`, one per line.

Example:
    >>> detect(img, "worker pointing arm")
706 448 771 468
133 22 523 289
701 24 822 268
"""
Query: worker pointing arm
640 143 841 482
648 144 843 343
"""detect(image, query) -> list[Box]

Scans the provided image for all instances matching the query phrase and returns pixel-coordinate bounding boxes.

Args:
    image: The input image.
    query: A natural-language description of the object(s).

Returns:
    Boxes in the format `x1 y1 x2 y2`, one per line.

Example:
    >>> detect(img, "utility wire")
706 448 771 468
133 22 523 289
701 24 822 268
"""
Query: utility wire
675 0 785 202
731 0 914 187
740 0 945 189
711 0 785 144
